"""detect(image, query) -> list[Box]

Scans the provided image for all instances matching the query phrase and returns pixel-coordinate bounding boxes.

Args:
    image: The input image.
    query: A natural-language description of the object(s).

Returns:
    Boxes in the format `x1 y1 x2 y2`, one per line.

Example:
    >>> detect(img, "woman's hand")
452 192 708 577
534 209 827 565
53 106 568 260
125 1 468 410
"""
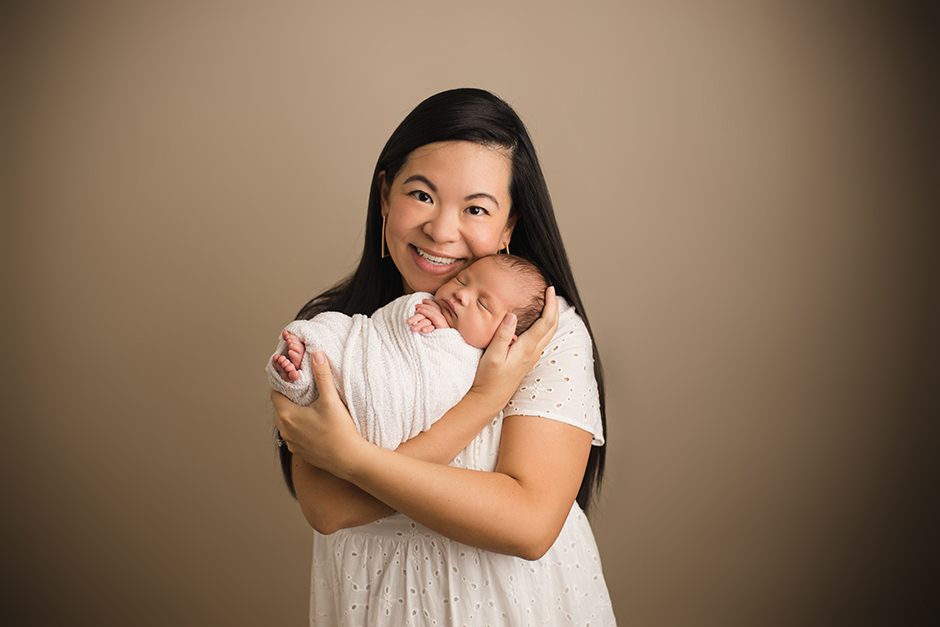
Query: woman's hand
271 351 366 476
468 286 559 415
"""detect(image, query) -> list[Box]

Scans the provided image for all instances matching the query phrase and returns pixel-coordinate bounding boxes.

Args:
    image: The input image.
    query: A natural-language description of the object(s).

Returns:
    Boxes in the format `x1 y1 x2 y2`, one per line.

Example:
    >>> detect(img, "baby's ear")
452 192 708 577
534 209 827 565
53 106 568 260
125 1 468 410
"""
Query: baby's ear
509 334 518 345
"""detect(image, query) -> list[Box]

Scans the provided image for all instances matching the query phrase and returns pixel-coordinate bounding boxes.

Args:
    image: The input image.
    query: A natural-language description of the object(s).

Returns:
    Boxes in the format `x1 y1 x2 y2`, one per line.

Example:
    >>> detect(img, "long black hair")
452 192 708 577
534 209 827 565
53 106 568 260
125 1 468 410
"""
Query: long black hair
280 88 607 512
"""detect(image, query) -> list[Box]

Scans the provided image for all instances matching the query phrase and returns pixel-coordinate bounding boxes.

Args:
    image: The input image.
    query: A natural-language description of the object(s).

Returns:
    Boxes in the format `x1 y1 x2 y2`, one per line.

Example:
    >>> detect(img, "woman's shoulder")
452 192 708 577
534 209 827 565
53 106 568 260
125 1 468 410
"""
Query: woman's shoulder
508 295 603 444
550 296 592 349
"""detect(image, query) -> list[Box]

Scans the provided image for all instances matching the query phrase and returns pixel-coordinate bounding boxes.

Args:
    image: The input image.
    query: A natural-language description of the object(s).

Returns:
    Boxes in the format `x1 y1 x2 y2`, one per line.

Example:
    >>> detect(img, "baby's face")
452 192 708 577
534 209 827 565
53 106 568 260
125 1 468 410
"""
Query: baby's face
432 256 521 349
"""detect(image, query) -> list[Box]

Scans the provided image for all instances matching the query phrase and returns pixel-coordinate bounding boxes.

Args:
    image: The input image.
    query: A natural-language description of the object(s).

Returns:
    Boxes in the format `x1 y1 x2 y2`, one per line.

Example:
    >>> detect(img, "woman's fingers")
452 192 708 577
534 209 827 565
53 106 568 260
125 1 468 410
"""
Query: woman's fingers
486 312 517 360
270 363 363 474
519 286 558 353
475 286 559 396
537 285 559 330
310 351 341 407
483 285 559 363
270 389 294 439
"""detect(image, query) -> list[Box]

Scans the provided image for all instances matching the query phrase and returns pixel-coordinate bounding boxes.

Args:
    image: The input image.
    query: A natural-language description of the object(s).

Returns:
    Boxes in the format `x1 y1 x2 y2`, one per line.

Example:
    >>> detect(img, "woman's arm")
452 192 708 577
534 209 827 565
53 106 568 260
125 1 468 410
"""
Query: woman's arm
349 414 591 559
276 288 560 534
285 383 591 559
283 383 526 533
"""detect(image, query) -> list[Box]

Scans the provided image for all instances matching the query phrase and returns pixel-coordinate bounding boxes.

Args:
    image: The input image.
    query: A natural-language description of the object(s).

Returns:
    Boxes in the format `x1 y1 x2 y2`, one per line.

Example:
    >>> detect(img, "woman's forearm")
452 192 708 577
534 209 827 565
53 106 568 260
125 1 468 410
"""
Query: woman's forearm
293 458 393 533
333 415 592 560
394 388 506 461
294 390 505 533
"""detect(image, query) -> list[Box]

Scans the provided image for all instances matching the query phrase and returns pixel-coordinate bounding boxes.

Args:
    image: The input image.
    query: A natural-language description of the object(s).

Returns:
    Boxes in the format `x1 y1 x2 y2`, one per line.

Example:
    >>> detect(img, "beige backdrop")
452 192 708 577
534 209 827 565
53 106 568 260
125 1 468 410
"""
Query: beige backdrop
3 1 937 625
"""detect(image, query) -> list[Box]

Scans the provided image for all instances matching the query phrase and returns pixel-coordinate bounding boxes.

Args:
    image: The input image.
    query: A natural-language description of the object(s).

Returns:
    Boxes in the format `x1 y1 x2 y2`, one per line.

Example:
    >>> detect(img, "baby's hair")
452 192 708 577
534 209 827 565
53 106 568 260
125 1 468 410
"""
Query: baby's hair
490 254 548 334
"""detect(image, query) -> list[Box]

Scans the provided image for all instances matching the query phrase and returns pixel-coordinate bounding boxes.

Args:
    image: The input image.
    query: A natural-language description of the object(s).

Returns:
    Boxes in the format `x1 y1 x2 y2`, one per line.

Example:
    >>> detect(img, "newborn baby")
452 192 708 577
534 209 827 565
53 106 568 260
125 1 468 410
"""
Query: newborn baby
268 254 547 450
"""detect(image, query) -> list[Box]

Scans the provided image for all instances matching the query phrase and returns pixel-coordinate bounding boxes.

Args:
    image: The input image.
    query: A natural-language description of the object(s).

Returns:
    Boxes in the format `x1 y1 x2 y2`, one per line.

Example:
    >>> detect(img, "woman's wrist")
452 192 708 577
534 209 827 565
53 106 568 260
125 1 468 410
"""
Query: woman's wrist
463 385 513 421
327 435 378 483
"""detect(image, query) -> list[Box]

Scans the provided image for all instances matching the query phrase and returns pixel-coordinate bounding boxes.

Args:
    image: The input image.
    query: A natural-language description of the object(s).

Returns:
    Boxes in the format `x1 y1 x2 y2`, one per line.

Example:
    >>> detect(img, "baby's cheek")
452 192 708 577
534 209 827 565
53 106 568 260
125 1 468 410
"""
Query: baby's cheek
468 321 497 350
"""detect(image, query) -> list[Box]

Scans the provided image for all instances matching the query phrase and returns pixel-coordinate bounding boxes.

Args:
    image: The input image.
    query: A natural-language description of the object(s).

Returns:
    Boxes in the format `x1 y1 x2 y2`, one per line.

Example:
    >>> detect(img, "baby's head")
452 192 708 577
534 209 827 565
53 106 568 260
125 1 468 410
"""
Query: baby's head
433 255 548 349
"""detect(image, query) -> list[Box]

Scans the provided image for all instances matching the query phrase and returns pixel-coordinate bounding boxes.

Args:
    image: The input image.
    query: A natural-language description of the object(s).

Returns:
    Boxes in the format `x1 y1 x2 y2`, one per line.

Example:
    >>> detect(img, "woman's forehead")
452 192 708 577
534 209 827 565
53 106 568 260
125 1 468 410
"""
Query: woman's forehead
398 141 511 188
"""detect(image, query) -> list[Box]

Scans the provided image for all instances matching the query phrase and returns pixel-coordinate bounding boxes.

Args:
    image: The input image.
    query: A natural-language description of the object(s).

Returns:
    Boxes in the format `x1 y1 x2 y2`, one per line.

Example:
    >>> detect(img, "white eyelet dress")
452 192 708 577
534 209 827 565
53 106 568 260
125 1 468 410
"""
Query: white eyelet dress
309 298 617 626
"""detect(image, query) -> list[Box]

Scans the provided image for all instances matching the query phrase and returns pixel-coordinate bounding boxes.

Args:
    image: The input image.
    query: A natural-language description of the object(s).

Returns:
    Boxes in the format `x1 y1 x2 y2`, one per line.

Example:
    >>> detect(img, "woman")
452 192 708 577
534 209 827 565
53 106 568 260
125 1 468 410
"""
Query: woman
273 88 615 625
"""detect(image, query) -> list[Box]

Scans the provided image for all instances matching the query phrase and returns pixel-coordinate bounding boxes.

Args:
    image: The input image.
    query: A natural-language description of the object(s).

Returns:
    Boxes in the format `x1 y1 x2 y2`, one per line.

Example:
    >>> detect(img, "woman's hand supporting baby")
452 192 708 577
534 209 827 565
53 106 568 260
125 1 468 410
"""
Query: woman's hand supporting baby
272 350 396 533
272 350 364 471
469 286 559 417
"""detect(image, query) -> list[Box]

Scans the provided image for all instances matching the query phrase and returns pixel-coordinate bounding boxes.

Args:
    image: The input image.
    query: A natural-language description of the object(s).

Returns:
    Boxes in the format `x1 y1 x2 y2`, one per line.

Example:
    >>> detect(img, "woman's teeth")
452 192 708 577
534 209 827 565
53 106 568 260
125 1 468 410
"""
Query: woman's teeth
416 248 458 266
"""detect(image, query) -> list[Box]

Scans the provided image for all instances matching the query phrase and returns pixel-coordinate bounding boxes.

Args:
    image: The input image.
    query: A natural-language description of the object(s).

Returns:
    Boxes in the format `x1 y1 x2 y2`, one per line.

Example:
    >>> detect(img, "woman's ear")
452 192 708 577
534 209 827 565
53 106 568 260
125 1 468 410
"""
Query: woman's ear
499 215 518 251
377 171 390 217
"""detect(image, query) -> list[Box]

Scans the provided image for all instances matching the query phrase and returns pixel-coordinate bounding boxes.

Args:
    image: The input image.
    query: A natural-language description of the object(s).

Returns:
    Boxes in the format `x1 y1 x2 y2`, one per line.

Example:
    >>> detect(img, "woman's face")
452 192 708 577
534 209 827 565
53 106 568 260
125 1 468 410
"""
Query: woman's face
380 141 516 295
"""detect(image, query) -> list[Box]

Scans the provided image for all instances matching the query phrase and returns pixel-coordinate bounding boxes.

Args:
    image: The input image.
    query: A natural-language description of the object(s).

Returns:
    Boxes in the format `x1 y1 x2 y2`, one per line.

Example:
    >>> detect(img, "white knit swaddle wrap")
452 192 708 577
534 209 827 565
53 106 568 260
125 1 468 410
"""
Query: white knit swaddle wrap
266 292 483 450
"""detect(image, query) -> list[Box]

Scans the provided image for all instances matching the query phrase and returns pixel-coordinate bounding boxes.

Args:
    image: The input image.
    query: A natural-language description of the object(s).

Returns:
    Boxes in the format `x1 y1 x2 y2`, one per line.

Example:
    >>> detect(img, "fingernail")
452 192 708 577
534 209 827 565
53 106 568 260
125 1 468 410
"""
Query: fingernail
502 313 516 327
312 351 326 364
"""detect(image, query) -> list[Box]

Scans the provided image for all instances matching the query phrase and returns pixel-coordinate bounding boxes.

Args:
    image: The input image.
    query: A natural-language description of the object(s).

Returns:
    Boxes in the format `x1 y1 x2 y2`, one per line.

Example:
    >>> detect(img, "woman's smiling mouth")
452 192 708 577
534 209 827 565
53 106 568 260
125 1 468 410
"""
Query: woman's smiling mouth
414 246 460 266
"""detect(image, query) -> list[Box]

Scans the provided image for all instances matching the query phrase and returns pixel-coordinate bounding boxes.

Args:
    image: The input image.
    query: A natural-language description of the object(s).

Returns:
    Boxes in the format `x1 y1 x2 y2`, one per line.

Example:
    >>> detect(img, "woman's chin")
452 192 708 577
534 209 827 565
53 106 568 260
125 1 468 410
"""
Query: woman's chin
404 275 450 295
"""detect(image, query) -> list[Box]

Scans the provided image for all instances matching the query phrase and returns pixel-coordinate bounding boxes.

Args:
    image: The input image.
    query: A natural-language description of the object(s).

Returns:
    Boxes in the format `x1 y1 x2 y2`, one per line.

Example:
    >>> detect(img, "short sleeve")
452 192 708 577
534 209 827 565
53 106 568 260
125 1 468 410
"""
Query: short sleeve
504 297 605 446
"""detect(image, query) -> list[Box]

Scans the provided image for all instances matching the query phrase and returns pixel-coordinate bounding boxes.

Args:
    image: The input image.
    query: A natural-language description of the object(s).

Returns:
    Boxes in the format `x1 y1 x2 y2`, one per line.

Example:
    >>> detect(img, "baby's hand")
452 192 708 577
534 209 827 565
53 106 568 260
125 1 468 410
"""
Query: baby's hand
271 331 306 382
408 299 449 334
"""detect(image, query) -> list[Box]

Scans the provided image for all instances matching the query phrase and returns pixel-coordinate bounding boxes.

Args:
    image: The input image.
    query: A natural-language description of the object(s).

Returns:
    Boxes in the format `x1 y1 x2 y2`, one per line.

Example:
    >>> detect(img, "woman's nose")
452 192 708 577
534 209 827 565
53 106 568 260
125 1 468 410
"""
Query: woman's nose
422 208 460 243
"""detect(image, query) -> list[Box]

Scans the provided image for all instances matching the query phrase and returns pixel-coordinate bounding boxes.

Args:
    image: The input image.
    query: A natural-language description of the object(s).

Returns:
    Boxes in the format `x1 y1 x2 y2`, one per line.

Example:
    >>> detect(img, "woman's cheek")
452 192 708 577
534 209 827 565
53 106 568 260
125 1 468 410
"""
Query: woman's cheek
467 233 494 257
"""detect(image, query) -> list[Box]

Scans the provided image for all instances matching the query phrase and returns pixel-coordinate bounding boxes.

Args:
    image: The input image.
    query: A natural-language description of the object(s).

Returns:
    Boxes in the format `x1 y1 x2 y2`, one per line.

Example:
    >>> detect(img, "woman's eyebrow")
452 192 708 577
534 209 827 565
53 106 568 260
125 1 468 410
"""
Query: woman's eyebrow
465 192 500 208
402 175 437 192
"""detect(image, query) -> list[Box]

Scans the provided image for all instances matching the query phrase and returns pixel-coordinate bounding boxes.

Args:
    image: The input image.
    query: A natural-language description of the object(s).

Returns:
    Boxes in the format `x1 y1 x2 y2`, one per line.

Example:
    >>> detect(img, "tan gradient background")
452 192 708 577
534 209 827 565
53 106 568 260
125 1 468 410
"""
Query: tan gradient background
2 1 937 625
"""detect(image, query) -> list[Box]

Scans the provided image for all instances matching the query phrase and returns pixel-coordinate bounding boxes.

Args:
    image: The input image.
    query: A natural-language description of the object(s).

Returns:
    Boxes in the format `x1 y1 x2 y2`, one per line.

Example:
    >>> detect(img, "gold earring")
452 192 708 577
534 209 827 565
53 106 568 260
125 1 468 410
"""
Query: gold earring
500 243 510 255
381 215 389 259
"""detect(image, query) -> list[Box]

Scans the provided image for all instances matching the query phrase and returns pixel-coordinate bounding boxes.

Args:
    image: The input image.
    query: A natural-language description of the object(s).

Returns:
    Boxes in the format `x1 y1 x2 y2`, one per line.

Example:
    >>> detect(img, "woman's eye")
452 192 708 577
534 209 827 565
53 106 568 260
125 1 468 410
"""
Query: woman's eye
410 190 432 203
466 206 489 216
